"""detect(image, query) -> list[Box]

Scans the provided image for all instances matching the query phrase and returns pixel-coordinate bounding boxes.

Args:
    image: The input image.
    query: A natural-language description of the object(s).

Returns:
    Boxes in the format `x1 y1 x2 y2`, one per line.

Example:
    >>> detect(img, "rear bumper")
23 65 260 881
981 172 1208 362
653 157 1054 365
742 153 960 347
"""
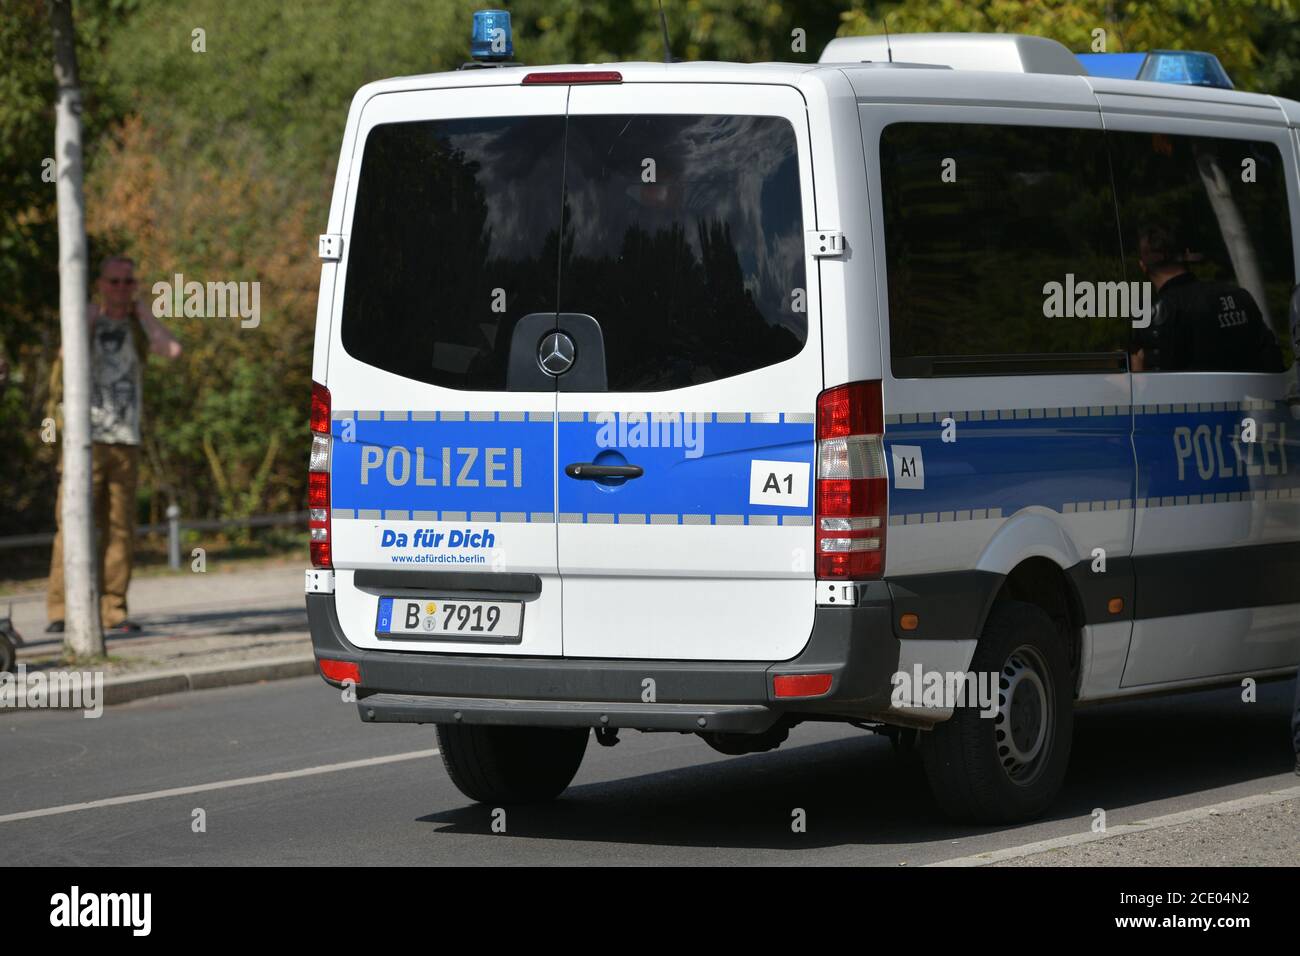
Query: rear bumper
307 584 905 733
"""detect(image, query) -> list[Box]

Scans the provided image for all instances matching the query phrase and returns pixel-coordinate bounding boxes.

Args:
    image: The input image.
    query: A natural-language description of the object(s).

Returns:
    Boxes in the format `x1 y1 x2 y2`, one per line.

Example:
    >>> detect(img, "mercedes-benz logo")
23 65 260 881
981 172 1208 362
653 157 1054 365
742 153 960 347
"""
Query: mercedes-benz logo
537 331 576 376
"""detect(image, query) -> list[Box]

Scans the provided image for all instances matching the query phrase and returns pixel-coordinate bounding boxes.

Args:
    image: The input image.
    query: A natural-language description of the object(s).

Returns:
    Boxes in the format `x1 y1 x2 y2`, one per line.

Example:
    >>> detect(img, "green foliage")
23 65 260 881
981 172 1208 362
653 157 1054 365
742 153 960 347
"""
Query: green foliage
0 0 135 340
508 0 844 64
101 0 477 190
1253 4 1300 99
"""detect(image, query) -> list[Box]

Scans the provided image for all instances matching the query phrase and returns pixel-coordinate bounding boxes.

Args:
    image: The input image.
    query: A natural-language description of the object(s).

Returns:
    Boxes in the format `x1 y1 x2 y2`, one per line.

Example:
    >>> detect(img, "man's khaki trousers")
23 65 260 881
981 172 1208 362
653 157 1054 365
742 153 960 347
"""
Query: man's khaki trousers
47 442 140 627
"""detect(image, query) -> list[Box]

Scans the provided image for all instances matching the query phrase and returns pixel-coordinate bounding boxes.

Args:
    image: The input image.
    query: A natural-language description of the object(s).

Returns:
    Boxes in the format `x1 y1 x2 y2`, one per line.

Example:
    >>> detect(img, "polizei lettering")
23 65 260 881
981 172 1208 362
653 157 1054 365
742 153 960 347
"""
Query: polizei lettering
1172 422 1289 480
359 445 523 488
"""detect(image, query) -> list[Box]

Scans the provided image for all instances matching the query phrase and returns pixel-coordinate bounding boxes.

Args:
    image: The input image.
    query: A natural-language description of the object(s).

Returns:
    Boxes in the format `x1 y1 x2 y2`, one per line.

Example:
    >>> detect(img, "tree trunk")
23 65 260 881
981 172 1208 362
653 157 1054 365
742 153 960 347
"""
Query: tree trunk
49 0 103 658
1196 150 1271 326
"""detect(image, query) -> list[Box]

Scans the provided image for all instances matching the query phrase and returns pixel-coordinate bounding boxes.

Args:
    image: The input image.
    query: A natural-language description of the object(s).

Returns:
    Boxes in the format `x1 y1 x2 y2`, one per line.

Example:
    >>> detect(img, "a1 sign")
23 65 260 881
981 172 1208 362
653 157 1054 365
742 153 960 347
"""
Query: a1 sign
891 444 925 490
749 459 811 508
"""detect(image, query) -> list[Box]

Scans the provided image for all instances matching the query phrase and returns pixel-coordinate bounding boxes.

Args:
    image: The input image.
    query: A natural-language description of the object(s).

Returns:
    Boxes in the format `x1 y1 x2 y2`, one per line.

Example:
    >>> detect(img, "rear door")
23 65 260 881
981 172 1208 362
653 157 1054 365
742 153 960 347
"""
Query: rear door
553 84 822 660
326 86 565 655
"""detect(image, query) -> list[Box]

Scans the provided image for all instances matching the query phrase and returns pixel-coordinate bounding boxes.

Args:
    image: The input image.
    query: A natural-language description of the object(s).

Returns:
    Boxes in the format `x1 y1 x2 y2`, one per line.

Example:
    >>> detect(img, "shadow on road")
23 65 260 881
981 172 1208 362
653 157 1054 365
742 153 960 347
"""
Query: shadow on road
417 679 1296 852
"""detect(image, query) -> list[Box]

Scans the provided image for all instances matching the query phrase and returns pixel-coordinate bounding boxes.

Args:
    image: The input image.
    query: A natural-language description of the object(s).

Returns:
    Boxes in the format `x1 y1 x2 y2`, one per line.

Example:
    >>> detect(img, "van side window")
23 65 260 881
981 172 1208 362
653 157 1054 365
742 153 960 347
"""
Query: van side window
879 123 1127 378
341 117 567 390
1106 131 1294 373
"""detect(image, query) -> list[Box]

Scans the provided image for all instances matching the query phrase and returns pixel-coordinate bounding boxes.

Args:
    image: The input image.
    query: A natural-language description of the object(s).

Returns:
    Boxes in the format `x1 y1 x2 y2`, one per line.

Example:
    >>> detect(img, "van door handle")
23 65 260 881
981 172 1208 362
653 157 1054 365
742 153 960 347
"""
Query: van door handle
564 463 644 480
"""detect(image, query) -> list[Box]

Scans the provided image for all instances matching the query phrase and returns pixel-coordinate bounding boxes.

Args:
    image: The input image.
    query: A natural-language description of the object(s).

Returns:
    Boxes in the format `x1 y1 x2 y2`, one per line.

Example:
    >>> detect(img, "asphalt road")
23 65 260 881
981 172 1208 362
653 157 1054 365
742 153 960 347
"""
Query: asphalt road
1 674 1296 865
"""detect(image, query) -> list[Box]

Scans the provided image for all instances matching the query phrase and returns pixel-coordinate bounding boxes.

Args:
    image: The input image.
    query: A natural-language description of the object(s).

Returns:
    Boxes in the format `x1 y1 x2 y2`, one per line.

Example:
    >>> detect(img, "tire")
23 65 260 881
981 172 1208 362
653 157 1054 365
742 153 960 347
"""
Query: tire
921 600 1073 824
435 723 589 805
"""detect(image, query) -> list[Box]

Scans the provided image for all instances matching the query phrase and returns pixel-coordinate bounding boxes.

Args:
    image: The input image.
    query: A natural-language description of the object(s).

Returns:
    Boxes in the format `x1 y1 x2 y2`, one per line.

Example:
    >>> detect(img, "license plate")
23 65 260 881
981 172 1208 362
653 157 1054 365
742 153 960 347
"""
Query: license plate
376 596 523 640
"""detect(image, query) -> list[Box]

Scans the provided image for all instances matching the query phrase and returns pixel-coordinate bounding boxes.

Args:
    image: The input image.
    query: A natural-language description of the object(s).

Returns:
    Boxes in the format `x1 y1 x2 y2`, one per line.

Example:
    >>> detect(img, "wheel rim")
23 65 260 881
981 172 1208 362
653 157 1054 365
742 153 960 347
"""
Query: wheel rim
994 644 1054 786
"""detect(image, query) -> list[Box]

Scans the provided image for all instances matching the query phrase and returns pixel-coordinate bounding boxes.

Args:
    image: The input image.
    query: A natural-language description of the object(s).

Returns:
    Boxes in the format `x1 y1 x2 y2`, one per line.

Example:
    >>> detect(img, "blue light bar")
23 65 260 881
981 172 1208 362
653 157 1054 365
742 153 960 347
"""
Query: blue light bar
1076 49 1233 89
471 9 513 61
1076 52 1146 80
1139 50 1233 89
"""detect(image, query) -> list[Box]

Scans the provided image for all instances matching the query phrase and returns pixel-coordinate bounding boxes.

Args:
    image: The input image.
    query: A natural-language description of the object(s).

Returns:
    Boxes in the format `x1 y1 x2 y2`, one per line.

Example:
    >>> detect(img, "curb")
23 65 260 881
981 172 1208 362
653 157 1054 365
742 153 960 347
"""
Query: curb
0 653 318 714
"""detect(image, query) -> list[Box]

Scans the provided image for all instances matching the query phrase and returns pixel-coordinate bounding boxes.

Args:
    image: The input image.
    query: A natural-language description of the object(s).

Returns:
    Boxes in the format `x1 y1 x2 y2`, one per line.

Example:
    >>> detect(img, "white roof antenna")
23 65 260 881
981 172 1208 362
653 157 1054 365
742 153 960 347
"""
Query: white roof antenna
882 15 894 63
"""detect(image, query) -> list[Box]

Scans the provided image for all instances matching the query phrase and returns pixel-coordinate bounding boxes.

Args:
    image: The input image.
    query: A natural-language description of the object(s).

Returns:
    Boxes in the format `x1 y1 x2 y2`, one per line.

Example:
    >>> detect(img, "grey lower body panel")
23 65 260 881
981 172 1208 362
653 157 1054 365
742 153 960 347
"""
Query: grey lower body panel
307 584 912 732
359 694 777 733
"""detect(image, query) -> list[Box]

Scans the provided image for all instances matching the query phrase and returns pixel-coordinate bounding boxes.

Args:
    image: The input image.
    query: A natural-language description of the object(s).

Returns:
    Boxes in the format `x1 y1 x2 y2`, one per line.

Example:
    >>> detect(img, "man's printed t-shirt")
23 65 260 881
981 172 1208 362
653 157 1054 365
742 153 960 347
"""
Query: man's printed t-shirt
90 315 142 446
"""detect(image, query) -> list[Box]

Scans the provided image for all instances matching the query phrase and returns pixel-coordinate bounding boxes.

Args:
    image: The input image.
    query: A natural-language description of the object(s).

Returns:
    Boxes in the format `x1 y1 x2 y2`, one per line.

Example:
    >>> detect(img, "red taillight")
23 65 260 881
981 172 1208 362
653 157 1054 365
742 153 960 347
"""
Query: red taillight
815 478 885 517
308 471 329 508
310 537 332 570
773 673 834 699
817 381 881 440
522 70 623 85
318 658 360 684
814 381 887 580
309 381 332 569
311 381 331 434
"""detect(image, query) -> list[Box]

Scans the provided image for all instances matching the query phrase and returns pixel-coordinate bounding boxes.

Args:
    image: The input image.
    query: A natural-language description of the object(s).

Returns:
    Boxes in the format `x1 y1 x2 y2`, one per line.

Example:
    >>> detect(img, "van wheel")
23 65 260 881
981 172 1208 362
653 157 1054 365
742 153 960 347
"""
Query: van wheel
436 724 589 805
920 600 1073 824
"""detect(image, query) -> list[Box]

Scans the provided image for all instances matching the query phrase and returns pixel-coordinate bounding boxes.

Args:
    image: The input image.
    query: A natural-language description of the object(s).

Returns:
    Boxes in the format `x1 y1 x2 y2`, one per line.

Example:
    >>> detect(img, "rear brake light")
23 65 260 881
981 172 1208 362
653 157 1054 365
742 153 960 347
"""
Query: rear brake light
318 658 360 684
311 381 331 434
522 70 622 85
817 381 881 440
814 381 886 580
773 673 834 698
309 381 332 569
308 471 329 508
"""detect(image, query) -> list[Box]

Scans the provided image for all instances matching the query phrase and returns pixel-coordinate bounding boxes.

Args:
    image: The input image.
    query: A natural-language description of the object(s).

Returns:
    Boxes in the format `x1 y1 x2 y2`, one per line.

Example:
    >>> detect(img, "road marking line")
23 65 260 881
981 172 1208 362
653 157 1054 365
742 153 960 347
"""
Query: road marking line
929 783 1300 867
0 748 440 825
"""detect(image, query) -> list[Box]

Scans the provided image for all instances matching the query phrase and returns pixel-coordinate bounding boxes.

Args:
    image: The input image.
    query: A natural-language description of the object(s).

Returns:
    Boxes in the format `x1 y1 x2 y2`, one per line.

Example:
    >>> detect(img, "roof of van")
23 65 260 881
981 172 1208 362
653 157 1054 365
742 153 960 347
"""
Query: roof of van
353 59 1300 128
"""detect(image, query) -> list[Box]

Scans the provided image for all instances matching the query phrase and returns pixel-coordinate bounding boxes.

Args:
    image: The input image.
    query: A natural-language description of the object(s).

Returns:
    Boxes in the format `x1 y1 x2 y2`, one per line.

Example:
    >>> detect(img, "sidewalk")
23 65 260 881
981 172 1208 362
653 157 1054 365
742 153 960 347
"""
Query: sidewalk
996 795 1300 866
3 560 314 705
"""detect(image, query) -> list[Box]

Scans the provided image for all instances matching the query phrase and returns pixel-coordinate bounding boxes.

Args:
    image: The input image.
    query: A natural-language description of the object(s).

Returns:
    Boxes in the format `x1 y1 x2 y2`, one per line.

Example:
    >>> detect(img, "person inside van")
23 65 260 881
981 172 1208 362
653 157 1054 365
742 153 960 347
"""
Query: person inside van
1130 224 1284 373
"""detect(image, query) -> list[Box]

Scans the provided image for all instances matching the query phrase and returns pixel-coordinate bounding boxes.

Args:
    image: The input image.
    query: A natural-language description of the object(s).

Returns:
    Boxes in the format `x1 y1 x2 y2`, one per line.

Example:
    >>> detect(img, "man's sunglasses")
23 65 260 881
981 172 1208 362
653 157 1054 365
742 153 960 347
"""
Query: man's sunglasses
104 278 136 286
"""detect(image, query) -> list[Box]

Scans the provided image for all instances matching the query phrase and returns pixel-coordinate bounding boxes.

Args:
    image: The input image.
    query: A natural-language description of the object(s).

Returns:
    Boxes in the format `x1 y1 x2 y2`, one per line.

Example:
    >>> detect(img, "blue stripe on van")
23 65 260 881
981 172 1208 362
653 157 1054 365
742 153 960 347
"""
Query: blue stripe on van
1134 403 1295 504
330 402 1296 524
884 408 1134 519
558 416 814 521
884 401 1297 520
329 413 816 522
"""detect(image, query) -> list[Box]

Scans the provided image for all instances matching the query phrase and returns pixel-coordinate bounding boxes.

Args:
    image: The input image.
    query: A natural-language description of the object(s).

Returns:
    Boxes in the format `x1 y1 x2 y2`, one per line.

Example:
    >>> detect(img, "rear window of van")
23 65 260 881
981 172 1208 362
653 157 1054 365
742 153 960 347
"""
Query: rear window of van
340 112 806 391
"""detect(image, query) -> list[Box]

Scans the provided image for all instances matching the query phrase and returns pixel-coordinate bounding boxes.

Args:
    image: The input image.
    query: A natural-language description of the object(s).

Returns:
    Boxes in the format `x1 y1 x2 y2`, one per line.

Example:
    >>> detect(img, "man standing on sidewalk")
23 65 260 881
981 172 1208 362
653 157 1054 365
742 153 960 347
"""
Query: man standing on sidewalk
47 255 181 635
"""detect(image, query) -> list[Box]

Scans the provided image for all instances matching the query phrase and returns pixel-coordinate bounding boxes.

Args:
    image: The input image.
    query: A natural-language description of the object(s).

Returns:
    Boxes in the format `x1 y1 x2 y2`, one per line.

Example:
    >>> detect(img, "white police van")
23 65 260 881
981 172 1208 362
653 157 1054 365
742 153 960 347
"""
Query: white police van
307 23 1300 823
